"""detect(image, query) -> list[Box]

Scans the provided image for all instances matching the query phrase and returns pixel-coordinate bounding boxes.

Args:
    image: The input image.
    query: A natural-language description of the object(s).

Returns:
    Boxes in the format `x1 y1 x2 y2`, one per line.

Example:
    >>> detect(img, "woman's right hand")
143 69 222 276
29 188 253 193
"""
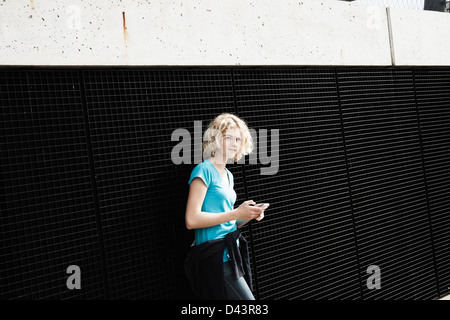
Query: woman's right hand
234 200 264 220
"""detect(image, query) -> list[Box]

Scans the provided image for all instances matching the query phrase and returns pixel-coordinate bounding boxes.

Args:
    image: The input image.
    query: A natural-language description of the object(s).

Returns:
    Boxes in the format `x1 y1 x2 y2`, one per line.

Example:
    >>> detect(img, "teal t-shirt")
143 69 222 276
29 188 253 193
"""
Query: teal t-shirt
188 159 237 262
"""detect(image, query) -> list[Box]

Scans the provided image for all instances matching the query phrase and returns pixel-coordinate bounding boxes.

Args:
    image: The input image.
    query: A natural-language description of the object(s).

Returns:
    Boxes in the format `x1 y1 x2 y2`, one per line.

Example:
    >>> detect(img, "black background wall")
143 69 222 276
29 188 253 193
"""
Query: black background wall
1 67 449 300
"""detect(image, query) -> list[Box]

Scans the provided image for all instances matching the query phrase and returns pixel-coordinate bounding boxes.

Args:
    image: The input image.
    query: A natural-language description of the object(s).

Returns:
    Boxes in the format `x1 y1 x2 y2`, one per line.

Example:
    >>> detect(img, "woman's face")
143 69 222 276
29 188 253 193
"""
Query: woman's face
221 128 242 160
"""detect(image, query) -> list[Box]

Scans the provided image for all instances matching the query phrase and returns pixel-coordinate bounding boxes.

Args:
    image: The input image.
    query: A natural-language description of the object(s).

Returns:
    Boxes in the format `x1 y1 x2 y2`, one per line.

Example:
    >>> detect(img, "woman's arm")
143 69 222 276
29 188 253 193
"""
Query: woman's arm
185 177 263 230
237 211 264 228
236 219 250 228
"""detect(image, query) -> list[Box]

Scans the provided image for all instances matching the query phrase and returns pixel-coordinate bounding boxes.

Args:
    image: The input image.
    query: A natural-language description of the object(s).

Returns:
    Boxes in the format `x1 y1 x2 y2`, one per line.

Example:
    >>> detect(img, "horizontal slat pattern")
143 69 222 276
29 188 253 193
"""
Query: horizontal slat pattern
338 68 437 299
234 68 361 300
414 68 450 299
0 70 105 299
1 67 450 300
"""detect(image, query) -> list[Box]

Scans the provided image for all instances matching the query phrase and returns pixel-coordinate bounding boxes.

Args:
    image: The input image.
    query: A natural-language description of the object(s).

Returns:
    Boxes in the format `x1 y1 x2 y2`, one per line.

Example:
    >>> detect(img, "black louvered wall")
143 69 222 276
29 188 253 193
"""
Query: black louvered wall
337 69 437 299
233 69 361 300
413 69 450 297
1 67 449 300
0 70 105 299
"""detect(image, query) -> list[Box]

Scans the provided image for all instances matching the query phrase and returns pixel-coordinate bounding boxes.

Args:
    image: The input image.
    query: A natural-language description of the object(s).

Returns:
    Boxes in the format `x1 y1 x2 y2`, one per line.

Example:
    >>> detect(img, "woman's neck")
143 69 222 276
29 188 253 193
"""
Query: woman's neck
208 157 227 173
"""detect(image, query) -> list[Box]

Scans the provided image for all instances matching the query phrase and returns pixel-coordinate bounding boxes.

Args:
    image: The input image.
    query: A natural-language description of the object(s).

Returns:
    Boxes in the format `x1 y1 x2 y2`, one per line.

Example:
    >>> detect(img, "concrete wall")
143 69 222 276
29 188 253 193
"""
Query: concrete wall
0 0 449 66
389 7 450 66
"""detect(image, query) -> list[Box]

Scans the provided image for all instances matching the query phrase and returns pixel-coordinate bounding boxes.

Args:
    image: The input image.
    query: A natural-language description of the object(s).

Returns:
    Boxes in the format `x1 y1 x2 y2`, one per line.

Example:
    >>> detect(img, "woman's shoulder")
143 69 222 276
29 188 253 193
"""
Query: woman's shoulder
188 161 213 187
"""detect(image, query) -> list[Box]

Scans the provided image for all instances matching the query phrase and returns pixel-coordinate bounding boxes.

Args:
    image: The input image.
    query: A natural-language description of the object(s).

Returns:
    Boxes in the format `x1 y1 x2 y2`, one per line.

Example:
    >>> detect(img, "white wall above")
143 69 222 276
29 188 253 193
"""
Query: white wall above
0 0 448 66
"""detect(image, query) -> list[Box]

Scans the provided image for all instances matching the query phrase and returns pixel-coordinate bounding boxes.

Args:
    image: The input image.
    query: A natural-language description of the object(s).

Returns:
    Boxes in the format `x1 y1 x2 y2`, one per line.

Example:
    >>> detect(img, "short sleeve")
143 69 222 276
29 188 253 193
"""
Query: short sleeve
188 164 210 188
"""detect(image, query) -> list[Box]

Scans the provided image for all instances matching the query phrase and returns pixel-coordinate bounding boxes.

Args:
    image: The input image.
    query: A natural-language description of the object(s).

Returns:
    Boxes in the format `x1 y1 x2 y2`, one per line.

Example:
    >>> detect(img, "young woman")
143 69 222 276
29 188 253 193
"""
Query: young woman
185 113 269 300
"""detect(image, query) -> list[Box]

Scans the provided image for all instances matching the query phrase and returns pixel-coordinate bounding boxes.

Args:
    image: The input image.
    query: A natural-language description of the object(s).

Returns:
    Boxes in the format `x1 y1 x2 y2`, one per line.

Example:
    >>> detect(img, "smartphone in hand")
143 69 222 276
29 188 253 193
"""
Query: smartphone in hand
255 203 269 209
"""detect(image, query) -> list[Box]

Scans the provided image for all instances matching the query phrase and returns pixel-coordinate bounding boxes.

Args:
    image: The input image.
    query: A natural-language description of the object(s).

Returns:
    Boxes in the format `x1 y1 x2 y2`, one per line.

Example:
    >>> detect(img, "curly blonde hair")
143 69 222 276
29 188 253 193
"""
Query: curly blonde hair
202 113 253 162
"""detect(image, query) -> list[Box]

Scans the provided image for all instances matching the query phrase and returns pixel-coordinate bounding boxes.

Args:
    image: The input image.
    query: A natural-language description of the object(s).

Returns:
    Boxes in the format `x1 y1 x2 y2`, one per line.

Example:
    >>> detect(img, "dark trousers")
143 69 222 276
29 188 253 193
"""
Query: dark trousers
223 260 255 300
